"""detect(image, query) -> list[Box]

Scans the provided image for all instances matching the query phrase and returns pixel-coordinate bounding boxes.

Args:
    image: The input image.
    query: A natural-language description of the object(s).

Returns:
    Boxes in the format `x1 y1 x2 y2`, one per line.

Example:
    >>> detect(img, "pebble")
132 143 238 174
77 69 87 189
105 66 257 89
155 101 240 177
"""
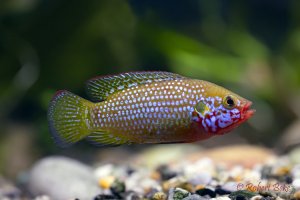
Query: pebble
94 194 121 200
126 169 161 194
229 166 245 181
0 177 21 199
261 166 272 179
293 179 300 190
151 171 161 180
126 166 136 176
273 166 291 177
221 182 239 192
152 191 167 200
290 147 300 164
94 164 114 179
156 165 178 181
99 176 115 189
235 196 247 200
182 194 206 200
243 169 261 183
28 156 101 200
284 175 293 184
215 197 231 200
140 178 161 193
145 188 159 199
183 158 215 178
194 185 205 191
292 165 300 179
110 179 126 198
195 187 216 198
250 195 263 200
215 185 232 195
163 177 193 192
258 191 276 199
229 190 257 200
187 145 276 168
123 191 142 200
168 188 190 200
188 172 212 186
293 190 300 200
135 144 202 168
34 195 51 200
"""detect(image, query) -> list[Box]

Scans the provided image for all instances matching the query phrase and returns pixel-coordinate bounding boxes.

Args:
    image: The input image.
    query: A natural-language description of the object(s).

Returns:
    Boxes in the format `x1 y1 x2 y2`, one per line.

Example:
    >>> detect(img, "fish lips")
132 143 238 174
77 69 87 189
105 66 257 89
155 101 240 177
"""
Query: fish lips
216 101 255 135
241 101 256 120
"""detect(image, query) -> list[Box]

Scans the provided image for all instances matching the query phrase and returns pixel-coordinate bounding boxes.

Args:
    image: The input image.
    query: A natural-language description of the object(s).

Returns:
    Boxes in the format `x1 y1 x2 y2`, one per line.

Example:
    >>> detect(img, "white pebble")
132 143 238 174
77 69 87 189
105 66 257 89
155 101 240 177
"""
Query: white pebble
250 196 264 200
292 178 300 190
94 164 114 179
221 181 239 192
34 195 51 200
188 172 212 185
291 164 300 179
214 197 231 200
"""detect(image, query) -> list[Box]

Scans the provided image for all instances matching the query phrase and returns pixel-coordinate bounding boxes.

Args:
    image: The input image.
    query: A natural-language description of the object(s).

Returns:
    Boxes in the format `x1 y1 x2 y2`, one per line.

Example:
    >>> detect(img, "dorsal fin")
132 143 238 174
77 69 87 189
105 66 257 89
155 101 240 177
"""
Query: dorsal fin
85 71 186 102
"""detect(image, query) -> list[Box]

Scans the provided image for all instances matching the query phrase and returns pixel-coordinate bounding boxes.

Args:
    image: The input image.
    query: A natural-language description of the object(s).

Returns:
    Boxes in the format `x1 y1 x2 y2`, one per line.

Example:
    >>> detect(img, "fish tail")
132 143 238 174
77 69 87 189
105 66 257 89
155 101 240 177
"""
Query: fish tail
48 90 93 147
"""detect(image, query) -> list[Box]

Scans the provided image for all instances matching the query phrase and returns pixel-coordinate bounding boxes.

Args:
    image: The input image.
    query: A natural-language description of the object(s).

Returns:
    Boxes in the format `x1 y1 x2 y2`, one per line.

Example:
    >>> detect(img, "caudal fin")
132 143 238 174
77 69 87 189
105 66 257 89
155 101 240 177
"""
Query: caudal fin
47 90 93 147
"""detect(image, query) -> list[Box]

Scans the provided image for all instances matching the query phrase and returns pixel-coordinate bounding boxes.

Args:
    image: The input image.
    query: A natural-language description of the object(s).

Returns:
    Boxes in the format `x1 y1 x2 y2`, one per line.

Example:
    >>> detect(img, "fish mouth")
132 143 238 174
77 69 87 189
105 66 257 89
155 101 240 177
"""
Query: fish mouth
215 101 255 135
241 101 255 120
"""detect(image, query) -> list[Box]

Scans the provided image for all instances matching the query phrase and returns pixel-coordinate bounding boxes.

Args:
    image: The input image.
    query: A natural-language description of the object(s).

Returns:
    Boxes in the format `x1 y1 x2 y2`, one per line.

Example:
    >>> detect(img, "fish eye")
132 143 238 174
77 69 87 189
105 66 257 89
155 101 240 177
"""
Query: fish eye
223 95 235 109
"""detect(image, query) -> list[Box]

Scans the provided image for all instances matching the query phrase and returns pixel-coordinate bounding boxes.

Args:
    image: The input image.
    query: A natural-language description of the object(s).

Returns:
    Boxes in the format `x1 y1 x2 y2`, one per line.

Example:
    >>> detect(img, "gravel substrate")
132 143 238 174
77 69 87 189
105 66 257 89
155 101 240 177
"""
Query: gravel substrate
93 157 300 200
1 145 300 200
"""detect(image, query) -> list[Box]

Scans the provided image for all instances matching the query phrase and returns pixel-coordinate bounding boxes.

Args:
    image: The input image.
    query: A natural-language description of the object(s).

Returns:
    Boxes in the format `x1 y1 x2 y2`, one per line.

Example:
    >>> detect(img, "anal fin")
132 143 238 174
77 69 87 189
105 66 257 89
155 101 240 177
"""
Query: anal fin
86 131 132 147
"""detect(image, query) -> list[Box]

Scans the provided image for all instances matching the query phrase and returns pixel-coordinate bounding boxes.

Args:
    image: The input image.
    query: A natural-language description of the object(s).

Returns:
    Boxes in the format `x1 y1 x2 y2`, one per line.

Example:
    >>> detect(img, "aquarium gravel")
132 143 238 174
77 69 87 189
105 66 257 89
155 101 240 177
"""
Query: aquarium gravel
91 157 300 200
1 145 300 200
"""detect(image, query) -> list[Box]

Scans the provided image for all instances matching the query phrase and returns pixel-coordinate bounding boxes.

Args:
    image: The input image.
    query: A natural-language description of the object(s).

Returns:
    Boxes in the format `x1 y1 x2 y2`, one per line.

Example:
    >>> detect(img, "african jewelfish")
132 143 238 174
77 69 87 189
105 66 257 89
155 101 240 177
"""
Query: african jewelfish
48 71 255 147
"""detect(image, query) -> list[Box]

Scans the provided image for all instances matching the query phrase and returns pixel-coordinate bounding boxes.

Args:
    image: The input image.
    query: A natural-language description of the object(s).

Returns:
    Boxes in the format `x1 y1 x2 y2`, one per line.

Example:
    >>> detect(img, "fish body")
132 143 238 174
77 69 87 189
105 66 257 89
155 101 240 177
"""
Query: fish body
48 71 255 147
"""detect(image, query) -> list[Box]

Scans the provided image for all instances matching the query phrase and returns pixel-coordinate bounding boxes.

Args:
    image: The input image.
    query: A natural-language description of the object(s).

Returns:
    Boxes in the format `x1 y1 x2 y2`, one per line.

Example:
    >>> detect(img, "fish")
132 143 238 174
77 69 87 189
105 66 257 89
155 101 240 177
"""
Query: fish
48 71 255 147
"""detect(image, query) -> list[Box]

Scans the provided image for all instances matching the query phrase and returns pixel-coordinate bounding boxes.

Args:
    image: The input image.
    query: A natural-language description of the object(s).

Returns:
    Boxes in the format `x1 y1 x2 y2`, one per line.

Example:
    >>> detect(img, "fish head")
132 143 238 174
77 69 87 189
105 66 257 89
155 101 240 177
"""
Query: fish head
192 81 255 135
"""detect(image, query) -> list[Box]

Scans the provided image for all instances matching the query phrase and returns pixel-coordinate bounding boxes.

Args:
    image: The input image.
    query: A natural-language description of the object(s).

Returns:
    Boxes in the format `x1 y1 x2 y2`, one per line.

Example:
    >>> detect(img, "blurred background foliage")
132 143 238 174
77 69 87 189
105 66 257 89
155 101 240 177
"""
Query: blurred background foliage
1 0 300 178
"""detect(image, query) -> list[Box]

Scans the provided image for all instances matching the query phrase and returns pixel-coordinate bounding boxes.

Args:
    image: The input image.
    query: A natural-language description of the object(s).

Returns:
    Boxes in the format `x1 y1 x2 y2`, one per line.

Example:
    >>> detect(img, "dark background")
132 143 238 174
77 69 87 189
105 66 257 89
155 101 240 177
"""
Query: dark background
1 0 300 178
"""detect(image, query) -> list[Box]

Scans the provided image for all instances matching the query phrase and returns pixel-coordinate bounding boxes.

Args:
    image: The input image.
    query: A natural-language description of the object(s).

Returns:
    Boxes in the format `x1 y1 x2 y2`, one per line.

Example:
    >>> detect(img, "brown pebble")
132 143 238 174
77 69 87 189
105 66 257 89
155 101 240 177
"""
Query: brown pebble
294 190 300 200
234 175 243 182
194 185 205 191
162 178 193 192
162 178 181 191
98 176 115 189
152 192 167 200
150 171 161 180
274 166 291 176
144 187 153 195
187 145 276 168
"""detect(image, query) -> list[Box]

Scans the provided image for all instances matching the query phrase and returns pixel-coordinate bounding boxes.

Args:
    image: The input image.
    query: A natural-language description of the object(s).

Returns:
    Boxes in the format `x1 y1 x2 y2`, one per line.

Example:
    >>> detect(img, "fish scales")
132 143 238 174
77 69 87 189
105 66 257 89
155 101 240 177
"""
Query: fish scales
89 79 206 143
48 71 255 147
